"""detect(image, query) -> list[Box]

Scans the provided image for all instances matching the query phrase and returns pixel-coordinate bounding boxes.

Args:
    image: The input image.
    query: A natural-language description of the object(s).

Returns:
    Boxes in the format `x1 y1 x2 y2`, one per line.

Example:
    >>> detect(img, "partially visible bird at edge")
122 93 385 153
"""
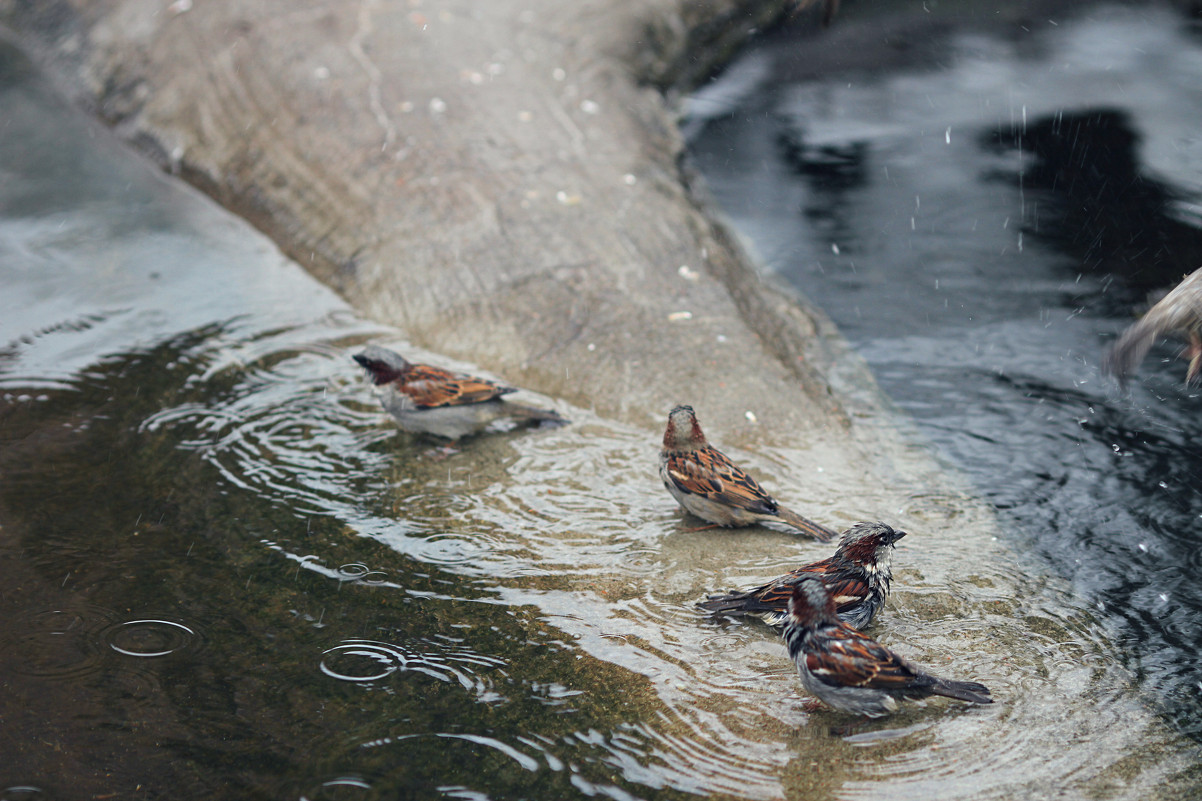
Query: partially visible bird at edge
1104 266 1202 385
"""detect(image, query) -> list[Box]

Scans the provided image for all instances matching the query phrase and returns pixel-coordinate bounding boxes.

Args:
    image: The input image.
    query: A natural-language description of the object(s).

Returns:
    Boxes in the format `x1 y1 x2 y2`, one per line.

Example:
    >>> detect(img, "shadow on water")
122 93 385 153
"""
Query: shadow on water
983 107 1202 293
688 0 1202 742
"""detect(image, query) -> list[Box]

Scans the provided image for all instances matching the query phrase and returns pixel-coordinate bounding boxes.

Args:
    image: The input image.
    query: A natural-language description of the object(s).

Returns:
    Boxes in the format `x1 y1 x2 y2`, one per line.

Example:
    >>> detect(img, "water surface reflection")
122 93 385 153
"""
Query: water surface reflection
2 20 1201 801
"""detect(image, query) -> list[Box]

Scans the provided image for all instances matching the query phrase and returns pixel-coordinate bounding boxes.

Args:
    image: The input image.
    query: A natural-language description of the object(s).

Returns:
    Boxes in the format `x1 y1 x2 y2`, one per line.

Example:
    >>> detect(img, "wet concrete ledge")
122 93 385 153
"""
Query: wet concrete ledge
0 0 853 443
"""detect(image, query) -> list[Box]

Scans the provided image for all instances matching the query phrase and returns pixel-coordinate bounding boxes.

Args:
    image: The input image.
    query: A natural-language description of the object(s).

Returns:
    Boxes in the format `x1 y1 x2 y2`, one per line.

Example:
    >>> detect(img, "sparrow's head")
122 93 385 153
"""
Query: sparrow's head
787 577 840 628
663 405 707 451
834 521 907 567
353 345 411 386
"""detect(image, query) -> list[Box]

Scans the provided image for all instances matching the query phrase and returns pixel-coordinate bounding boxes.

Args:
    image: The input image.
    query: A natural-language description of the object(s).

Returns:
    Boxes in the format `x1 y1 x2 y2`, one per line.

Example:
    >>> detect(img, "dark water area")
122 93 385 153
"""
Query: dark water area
688 0 1202 738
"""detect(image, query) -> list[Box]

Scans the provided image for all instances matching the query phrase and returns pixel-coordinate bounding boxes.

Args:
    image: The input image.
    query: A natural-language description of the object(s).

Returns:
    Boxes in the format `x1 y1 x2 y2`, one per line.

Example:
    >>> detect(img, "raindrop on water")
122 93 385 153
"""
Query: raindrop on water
337 563 370 580
297 774 373 800
107 620 196 658
320 642 402 682
1 787 46 801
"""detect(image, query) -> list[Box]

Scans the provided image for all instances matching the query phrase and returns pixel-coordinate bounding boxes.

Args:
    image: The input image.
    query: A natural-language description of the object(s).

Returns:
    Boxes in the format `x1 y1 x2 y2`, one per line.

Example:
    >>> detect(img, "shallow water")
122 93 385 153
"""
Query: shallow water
1 17 1201 801
688 0 1202 744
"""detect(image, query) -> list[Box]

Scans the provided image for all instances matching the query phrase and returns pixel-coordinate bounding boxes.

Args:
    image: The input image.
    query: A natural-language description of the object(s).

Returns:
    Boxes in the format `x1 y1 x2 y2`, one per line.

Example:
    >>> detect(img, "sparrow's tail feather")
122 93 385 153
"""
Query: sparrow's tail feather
504 403 570 427
774 506 838 541
696 593 753 614
930 677 993 705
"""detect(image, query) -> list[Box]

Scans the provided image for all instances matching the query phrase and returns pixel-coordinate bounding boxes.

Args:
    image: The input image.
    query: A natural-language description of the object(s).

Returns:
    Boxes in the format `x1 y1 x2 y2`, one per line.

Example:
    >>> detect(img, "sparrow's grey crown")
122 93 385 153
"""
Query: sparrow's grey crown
840 521 906 548
356 345 410 371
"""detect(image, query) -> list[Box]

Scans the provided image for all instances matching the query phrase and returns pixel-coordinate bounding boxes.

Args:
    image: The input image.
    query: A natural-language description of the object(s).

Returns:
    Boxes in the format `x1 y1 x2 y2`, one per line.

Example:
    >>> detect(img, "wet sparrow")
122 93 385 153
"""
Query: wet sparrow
1105 266 1202 385
353 345 566 439
784 577 993 717
659 405 836 540
698 521 905 627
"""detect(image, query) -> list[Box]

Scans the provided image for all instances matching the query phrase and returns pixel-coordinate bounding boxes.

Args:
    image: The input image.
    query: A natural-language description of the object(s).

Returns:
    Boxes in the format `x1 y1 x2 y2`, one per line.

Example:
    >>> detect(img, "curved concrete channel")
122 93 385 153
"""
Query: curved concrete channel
4 0 1201 796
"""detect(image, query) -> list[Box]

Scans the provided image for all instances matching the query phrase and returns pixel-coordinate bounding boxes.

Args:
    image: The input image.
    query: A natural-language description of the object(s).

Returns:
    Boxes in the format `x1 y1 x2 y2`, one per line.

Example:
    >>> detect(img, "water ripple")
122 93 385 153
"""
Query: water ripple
0 607 114 679
105 619 197 658
0 787 47 801
291 774 377 801
319 637 507 700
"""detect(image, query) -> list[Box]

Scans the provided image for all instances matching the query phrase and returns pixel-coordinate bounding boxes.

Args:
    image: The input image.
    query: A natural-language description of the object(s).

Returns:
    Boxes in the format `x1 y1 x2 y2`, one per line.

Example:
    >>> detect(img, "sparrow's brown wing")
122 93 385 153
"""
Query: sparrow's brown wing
820 570 875 611
400 364 515 408
701 560 829 614
733 565 869 616
805 624 922 691
664 446 778 516
727 559 833 611
751 563 830 608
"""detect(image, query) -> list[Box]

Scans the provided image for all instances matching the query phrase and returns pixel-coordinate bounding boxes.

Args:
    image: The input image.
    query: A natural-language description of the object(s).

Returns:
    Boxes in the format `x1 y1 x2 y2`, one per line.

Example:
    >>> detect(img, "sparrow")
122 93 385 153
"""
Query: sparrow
1104 266 1202 385
659 405 836 541
697 521 905 628
352 345 567 439
784 577 993 717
